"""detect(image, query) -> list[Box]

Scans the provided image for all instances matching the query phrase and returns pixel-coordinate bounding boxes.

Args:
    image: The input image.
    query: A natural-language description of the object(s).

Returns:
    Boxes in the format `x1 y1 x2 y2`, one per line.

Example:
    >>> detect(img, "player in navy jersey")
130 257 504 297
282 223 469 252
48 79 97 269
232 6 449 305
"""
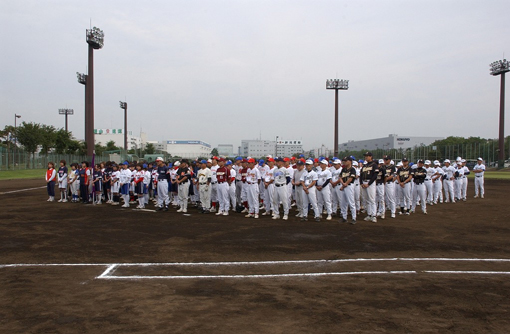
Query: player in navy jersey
93 164 103 204
155 158 170 211
57 160 68 202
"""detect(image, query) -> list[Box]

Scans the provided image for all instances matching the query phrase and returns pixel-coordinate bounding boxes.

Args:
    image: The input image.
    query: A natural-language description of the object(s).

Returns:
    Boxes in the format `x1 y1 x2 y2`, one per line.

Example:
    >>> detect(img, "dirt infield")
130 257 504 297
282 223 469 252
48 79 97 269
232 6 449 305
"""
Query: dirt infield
1 178 510 333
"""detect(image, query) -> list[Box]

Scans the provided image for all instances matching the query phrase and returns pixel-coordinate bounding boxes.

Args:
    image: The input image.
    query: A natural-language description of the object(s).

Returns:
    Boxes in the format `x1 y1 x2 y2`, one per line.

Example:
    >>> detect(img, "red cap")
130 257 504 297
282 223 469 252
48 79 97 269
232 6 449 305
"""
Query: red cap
242 159 248 163
212 156 218 160
291 157 296 160
218 157 225 162
267 158 275 162
314 158 319 163
283 157 290 162
248 158 256 163
300 158 306 162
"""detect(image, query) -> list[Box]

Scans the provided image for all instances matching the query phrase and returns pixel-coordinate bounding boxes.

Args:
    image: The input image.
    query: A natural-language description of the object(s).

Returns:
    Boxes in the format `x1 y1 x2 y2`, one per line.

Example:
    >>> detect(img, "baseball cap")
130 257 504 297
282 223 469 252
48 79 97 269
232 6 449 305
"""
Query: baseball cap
477 157 483 161
418 159 424 164
461 159 466 163
378 159 384 164
314 158 319 163
142 163 148 169
283 157 290 162
266 155 273 159
155 157 163 162
444 159 451 163
258 159 265 165
174 161 181 166
291 157 296 161
342 156 352 161
207 159 212 163
333 159 342 164
296 160 304 166
226 160 232 165
242 158 248 163
248 158 256 163
305 159 314 165
200 159 207 164
363 151 373 156
352 161 358 166
274 157 283 162
235 156 243 161
397 161 403 167
425 160 431 165
383 155 391 160
212 156 218 160
402 157 409 162
267 158 275 162
433 160 440 165
320 159 328 165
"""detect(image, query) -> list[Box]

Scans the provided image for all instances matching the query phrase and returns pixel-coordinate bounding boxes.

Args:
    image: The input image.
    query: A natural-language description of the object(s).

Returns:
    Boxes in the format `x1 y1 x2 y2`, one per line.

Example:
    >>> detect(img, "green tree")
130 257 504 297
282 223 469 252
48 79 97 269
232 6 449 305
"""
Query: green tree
54 129 73 154
211 148 219 156
144 143 155 155
105 140 119 152
65 139 83 155
16 122 42 167
39 124 56 155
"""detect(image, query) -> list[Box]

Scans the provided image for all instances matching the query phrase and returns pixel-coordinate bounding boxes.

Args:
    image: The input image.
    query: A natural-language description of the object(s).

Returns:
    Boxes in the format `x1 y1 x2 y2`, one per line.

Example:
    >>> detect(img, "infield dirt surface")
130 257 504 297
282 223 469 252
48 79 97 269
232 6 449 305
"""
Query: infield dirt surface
1 178 510 333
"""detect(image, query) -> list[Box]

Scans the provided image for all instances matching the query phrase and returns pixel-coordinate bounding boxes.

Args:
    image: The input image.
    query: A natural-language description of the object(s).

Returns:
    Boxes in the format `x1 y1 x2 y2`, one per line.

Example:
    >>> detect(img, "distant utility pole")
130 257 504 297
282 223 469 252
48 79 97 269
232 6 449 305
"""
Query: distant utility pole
119 101 128 151
326 79 349 157
58 108 74 132
489 59 509 169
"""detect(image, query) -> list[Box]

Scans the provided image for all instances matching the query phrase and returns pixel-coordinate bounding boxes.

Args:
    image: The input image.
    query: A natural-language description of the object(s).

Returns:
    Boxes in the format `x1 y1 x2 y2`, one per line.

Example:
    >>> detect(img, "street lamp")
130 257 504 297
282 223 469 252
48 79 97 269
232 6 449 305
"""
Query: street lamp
13 114 21 169
58 108 74 132
83 26 104 158
119 101 128 152
490 59 510 169
326 79 349 157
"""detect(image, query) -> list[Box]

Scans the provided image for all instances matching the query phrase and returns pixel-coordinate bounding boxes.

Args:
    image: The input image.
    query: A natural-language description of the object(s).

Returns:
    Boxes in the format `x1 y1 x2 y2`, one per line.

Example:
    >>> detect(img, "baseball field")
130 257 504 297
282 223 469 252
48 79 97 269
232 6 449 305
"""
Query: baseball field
1 177 510 333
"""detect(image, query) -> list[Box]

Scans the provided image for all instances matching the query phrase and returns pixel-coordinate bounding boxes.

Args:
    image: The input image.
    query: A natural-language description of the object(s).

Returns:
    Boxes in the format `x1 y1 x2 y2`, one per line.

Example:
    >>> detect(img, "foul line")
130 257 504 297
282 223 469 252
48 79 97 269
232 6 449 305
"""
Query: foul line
0 186 46 195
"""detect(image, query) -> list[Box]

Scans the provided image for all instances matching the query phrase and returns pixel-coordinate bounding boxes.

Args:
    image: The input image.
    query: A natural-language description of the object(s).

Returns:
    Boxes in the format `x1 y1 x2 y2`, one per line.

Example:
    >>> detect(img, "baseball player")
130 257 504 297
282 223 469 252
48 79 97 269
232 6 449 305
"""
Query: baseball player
300 159 321 222
292 159 306 217
352 160 361 214
375 159 386 219
460 159 469 201
57 160 68 202
454 158 465 201
316 159 333 220
92 164 103 205
110 164 121 205
396 158 412 215
262 158 276 216
424 160 435 205
284 158 295 208
329 159 343 216
197 160 212 213
432 160 444 204
382 156 396 218
226 161 237 210
272 157 290 220
45 162 57 202
473 157 485 198
245 158 261 218
442 159 456 203
176 160 192 213
68 163 80 203
338 156 357 224
360 152 379 223
119 162 132 208
155 158 170 211
215 158 231 216
410 159 427 214
233 157 244 207
209 157 219 212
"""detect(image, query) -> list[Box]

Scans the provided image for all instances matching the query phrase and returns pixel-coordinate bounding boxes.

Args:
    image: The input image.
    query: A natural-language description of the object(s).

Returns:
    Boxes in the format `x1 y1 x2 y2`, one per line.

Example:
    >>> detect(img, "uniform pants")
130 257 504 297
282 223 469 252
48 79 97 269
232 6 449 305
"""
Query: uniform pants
263 184 275 212
199 184 211 210
433 179 443 203
443 179 455 202
157 180 170 207
216 182 230 212
272 184 289 216
340 185 356 221
178 182 189 210
259 182 265 204
210 182 218 203
361 183 376 217
235 180 243 205
425 180 433 203
354 183 361 211
241 182 248 202
47 181 55 197
317 185 332 215
375 184 385 216
302 186 320 218
294 185 304 214
398 183 412 210
474 176 484 197
461 176 468 200
247 183 260 214
287 183 293 208
454 179 463 200
384 182 396 215
80 183 88 202
331 185 342 214
229 183 236 209
412 183 427 212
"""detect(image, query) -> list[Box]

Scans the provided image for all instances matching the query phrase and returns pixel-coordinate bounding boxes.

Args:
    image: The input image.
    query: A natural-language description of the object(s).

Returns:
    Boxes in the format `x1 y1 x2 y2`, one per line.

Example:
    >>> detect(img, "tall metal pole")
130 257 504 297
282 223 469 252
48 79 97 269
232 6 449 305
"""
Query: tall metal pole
499 72 505 168
334 89 339 157
85 44 94 158
326 79 348 158
119 101 128 152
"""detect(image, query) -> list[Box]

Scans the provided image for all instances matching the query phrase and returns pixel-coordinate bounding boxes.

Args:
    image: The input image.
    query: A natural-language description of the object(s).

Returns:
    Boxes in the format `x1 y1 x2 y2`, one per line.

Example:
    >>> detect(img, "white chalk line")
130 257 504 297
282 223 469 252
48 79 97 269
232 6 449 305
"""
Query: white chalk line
0 186 46 195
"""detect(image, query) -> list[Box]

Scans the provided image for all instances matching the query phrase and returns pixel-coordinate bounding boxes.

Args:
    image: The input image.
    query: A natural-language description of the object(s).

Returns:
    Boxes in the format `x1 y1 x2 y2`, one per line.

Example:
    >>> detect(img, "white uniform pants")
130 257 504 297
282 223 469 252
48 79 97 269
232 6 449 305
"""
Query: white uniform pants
331 185 342 214
302 186 320 218
412 183 427 212
454 178 463 200
263 183 275 212
354 183 361 211
425 180 433 203
317 185 332 215
247 183 260 214
229 183 236 209
235 181 243 204
398 183 412 210
178 182 189 210
272 184 289 216
157 181 170 207
340 185 356 220
376 184 385 216
433 179 443 203
361 182 376 217
474 176 484 197
216 182 230 212
443 179 455 202
294 185 304 214
210 182 218 203
384 182 396 214
241 182 248 203
461 176 468 200
199 184 211 210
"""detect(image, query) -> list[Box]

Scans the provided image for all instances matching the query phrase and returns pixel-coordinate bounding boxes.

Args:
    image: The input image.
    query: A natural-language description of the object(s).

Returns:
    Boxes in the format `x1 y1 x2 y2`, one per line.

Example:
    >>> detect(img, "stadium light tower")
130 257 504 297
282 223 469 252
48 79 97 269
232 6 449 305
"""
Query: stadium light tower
58 108 74 132
119 101 128 151
326 79 349 157
83 26 104 158
490 59 510 169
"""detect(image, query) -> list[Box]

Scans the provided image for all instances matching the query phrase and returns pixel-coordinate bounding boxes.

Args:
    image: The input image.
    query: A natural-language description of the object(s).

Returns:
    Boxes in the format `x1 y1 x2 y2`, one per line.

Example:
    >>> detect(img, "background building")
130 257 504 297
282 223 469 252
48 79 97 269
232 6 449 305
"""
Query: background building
94 128 144 151
339 134 443 152
276 139 304 157
241 140 276 157
217 144 234 157
156 140 212 158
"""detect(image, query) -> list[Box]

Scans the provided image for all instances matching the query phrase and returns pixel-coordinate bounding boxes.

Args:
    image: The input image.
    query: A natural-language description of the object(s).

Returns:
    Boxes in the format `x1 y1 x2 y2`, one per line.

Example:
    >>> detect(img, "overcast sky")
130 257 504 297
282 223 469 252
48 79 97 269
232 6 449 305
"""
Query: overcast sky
1 0 509 151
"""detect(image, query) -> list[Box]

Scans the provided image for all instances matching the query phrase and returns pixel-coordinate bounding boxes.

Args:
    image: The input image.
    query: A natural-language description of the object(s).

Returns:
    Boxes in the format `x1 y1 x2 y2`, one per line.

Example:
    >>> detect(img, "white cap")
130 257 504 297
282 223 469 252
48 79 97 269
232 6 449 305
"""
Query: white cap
378 159 384 164
352 161 358 166
155 157 163 162
444 159 451 164
174 161 181 166
425 160 431 165
333 159 342 164
305 159 314 165
320 159 328 165
266 154 272 158
397 161 403 167
207 159 212 163
390 160 395 165
477 157 483 161
456 156 462 162
461 159 466 163
433 160 440 165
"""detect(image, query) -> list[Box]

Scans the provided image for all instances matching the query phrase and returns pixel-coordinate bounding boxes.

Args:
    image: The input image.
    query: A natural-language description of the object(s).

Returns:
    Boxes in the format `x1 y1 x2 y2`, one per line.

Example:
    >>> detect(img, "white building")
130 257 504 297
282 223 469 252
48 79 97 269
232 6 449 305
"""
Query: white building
276 139 304 157
241 140 276 158
217 144 234 157
94 128 143 151
339 134 443 151
157 140 212 159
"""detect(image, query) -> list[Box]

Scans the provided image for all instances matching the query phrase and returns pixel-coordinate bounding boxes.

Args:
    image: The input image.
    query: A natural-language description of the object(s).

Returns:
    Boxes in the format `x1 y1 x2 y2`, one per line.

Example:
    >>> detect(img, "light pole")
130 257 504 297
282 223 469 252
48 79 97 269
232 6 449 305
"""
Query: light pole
13 114 21 169
490 59 510 169
326 79 349 157
58 108 74 132
119 101 128 152
275 136 279 157
84 26 104 158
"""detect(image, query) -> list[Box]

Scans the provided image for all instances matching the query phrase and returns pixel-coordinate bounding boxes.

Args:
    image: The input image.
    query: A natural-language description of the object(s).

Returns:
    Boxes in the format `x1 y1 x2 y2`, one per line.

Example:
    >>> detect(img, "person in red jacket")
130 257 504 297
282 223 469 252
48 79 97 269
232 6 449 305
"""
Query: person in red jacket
45 162 57 202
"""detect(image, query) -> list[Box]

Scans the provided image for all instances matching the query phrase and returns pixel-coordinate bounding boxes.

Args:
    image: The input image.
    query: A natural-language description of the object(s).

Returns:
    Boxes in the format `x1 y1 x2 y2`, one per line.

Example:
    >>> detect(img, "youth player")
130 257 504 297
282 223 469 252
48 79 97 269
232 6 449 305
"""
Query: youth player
45 162 57 202
57 160 68 202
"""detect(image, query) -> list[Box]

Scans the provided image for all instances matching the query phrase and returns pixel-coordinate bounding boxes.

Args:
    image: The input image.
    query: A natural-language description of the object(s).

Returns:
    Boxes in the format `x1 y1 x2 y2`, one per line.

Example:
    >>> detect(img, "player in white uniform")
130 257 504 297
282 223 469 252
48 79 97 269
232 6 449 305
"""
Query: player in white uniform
233 157 243 207
424 160 435 205
209 158 219 212
338 156 357 224
284 158 295 208
197 160 212 213
432 160 444 204
226 161 237 210
257 160 269 210
261 158 275 216
292 160 306 217
454 159 464 201
460 159 469 201
473 157 485 198
272 158 290 220
110 164 121 205
442 159 456 203
329 159 343 216
300 160 321 221
119 162 132 208
316 159 333 220
352 160 361 213
245 159 261 218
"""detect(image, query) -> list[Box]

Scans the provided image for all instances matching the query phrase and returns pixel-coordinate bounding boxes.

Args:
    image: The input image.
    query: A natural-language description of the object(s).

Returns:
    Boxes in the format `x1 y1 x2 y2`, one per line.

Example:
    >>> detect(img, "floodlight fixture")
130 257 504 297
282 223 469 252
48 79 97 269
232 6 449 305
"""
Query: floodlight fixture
77 72 87 85
490 59 510 76
86 27 105 49
59 109 74 132
326 79 349 90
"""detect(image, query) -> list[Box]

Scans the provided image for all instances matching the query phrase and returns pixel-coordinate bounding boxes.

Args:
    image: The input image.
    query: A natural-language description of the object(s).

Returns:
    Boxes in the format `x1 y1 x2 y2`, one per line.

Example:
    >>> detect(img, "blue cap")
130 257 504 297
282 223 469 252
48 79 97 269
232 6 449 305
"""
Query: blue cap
350 156 356 160
235 156 243 161
299 154 304 158
200 159 207 164
124 161 129 165
258 159 265 165
118 162 125 165
226 160 232 165
409 162 414 166
333 157 338 161
358 159 364 163
168 163 173 168
142 164 148 169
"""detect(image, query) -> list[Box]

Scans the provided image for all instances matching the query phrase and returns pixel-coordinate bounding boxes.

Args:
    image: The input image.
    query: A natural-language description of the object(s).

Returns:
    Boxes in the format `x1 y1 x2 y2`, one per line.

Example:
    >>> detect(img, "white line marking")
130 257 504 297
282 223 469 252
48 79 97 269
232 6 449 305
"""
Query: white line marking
132 208 157 212
98 271 418 280
97 264 118 278
0 186 46 195
424 271 510 275
0 263 110 268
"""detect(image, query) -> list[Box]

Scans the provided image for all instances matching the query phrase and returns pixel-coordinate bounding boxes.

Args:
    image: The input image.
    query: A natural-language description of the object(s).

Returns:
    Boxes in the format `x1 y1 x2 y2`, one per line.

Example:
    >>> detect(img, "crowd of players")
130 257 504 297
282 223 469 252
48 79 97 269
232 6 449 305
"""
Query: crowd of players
44 152 487 224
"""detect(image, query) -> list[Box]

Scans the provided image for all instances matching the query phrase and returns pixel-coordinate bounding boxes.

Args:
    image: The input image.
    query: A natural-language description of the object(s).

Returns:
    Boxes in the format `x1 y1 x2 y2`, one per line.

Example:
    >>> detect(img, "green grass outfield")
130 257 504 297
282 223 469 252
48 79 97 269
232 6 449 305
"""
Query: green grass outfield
1 168 510 181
